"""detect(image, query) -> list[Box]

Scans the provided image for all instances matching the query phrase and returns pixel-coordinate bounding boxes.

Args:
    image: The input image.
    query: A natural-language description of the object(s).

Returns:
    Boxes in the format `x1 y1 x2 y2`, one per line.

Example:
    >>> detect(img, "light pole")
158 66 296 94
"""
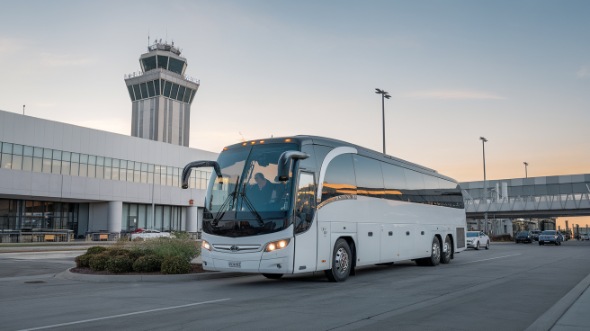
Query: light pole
523 162 528 178
375 88 391 154
480 136 488 232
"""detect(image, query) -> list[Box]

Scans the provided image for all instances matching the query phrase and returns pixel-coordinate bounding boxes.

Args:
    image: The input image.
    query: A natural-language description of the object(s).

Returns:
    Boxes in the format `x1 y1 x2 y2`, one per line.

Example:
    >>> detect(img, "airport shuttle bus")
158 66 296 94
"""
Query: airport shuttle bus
182 136 467 282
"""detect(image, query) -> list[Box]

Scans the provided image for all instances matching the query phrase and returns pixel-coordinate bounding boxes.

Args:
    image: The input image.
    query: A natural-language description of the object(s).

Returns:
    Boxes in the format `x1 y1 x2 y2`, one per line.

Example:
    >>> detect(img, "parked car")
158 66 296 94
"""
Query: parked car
466 231 490 250
515 231 533 243
539 230 563 245
580 233 590 241
529 230 541 241
130 229 173 240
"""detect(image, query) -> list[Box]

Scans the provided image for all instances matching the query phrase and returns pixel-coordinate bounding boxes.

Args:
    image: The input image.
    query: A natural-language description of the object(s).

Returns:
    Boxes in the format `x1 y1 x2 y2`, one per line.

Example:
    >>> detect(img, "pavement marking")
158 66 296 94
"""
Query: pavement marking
458 253 521 265
18 298 231 331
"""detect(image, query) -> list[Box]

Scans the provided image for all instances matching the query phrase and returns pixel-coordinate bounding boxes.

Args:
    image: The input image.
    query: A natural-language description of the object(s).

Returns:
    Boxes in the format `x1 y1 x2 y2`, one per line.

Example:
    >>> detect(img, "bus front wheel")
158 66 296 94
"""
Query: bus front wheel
325 238 352 282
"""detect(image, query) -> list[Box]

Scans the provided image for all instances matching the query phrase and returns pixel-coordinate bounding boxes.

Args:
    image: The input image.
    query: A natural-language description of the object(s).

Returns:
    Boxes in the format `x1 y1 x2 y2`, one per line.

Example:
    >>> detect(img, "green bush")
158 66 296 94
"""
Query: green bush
172 231 190 240
161 256 192 274
106 255 134 273
75 254 92 268
144 238 199 263
86 246 108 255
89 252 110 271
107 248 132 257
132 255 162 272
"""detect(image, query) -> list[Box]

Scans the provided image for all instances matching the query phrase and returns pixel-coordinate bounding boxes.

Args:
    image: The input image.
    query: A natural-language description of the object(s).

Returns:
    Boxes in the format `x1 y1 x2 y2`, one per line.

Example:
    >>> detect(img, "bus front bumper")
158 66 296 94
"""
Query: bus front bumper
201 251 293 274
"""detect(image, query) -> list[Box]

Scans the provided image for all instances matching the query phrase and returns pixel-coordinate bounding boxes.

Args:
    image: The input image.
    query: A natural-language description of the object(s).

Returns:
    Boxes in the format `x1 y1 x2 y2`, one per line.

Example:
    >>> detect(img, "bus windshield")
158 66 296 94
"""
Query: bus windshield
203 143 299 237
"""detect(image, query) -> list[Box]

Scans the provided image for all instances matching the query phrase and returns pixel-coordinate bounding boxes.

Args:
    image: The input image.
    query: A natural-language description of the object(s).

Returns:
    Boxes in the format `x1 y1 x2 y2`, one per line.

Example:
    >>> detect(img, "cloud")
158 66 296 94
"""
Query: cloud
0 37 27 55
39 52 96 67
405 89 506 100
577 66 590 78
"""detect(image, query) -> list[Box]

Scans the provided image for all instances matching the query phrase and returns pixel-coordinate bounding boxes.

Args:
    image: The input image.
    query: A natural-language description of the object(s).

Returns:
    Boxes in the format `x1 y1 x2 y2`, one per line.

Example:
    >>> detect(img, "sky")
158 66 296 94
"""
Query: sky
1 0 589 185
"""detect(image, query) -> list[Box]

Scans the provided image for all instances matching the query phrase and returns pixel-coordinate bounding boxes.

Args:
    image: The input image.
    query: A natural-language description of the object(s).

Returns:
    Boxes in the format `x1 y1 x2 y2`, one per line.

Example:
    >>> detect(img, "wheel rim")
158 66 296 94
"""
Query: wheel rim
443 240 451 259
335 247 349 274
432 240 441 261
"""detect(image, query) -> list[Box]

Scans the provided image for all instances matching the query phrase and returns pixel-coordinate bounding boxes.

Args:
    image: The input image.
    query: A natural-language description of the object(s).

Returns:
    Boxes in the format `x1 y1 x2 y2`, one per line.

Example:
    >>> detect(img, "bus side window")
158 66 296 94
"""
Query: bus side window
295 172 316 234
321 154 357 203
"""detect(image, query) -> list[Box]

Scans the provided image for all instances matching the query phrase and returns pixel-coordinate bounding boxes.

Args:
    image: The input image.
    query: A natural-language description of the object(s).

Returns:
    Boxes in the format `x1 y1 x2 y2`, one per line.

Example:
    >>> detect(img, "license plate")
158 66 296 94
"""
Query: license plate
229 261 241 268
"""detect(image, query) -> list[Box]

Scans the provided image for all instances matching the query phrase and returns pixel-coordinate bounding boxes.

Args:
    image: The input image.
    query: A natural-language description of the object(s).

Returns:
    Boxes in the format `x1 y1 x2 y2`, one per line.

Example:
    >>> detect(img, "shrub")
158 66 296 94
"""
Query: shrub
107 248 132 257
172 231 190 240
89 252 110 271
161 256 192 274
75 254 92 268
106 255 134 273
86 246 108 255
132 255 162 272
145 238 199 263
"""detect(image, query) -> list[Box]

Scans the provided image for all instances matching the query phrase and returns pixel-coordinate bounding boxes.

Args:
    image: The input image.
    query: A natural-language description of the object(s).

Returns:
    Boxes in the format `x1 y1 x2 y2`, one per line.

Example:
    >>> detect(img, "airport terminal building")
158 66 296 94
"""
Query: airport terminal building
0 110 217 241
0 41 219 242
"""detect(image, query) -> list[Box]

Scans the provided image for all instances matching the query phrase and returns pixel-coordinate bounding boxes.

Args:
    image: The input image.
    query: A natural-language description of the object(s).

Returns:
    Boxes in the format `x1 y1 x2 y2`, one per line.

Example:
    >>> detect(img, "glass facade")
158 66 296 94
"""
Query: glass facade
127 78 197 103
0 199 78 233
122 203 183 232
0 141 211 189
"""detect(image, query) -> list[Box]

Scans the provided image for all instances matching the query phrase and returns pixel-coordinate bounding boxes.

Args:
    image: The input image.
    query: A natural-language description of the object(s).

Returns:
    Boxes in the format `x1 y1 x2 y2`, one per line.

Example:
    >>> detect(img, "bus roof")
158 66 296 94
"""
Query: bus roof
224 135 457 183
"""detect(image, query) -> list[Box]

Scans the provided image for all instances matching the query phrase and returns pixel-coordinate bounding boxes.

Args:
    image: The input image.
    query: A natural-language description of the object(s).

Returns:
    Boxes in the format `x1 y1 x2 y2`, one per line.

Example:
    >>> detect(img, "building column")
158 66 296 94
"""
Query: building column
108 201 123 236
186 206 199 233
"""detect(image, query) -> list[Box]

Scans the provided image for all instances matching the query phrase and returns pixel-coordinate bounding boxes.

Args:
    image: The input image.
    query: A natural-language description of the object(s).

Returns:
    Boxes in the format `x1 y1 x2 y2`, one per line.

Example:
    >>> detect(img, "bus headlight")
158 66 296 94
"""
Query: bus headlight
264 239 290 252
201 240 212 251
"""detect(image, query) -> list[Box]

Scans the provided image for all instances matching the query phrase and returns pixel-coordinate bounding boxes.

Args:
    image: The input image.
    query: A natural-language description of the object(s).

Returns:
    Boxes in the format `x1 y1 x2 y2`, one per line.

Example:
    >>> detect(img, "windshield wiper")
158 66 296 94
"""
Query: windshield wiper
239 184 265 226
211 176 240 227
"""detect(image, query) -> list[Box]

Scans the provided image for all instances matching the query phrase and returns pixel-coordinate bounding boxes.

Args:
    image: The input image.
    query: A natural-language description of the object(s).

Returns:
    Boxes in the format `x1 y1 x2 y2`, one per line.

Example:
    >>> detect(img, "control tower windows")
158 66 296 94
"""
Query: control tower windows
141 56 157 72
168 58 185 74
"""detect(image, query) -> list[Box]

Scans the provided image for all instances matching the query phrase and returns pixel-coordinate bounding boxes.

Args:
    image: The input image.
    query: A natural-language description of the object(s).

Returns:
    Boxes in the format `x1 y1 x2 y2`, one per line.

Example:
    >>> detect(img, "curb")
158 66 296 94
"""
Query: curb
525 271 590 331
57 267 248 283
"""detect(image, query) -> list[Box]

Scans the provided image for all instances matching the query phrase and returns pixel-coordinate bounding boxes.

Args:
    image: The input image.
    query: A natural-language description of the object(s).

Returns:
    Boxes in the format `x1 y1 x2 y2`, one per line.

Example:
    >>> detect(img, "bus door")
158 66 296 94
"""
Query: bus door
292 172 318 273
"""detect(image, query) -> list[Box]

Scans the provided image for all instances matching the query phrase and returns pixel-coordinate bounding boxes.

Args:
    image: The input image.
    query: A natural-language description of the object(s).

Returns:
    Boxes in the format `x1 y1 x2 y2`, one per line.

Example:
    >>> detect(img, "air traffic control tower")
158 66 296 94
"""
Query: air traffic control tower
124 41 199 147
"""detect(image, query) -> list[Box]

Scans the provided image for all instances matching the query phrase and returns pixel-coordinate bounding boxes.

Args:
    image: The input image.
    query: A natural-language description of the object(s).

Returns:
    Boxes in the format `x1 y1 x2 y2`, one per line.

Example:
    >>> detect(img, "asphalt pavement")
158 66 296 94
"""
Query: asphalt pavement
0 240 589 330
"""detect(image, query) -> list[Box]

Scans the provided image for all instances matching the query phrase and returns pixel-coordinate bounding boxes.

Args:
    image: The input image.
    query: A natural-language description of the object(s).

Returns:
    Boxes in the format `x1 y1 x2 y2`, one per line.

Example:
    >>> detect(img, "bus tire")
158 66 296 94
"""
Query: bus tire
262 273 283 280
440 235 452 264
325 238 352 282
416 236 441 266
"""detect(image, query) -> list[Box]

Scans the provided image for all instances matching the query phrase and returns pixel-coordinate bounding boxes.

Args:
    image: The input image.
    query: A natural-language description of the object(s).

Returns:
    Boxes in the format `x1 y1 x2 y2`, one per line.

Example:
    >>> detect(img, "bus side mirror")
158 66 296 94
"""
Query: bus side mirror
181 160 222 189
277 151 309 182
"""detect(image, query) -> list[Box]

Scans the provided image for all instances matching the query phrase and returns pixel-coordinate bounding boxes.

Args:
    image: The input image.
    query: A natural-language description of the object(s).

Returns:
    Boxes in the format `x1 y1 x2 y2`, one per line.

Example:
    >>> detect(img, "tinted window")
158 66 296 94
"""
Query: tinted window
157 55 168 69
168 58 185 74
170 83 179 99
354 155 384 199
295 172 316 234
321 154 356 203
142 56 157 72
177 86 186 102
382 163 406 201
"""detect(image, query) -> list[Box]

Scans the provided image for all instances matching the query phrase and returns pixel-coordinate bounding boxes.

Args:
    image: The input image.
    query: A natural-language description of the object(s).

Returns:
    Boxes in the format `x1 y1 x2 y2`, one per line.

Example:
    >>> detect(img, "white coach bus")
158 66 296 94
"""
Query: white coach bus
182 136 466 282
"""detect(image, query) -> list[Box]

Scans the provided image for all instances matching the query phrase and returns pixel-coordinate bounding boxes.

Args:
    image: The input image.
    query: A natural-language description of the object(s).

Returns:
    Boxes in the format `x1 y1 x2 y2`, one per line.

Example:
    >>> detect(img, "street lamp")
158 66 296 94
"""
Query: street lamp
375 88 391 154
523 162 528 178
480 136 488 232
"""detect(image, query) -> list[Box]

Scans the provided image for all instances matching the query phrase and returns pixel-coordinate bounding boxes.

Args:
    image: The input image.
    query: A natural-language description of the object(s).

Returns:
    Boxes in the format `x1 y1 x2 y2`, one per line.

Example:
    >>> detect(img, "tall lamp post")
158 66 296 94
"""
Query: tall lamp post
480 137 488 232
523 162 528 178
375 88 391 154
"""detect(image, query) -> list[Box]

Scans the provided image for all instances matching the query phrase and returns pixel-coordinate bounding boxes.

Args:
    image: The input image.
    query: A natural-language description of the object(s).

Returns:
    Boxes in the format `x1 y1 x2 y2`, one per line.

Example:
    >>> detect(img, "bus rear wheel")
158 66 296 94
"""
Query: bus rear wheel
262 273 283 280
440 235 452 264
325 238 352 282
